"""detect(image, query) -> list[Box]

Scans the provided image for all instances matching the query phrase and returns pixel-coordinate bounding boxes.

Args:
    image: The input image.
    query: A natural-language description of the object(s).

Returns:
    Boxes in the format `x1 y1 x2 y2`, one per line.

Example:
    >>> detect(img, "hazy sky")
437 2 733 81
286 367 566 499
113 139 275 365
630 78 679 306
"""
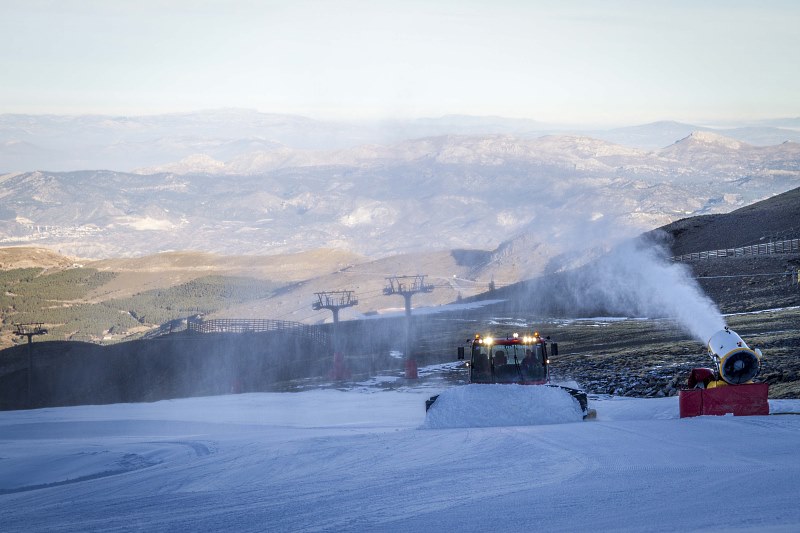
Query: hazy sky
2 0 798 125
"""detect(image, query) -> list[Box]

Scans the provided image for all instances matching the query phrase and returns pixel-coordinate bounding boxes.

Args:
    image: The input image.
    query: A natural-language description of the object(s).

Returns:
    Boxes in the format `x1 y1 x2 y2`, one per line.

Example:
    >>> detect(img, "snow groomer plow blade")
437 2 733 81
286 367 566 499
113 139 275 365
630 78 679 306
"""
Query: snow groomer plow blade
550 384 594 419
426 332 596 420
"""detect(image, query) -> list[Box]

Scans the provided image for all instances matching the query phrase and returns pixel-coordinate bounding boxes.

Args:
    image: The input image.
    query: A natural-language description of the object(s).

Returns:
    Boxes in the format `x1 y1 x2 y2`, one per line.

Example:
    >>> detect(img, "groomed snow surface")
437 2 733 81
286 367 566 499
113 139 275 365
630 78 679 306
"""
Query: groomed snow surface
2 374 800 532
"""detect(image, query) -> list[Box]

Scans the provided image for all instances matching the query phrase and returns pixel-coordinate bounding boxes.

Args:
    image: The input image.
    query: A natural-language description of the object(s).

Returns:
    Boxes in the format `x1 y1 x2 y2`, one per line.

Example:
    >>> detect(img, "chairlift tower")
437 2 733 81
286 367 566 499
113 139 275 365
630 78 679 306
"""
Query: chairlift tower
383 275 434 318
313 291 358 380
384 275 434 378
312 290 358 325
14 323 47 408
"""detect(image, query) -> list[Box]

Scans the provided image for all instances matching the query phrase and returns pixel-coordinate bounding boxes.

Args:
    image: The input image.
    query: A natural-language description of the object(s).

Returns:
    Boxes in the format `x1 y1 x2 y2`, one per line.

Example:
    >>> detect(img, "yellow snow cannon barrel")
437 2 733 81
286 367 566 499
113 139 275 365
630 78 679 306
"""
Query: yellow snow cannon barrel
707 328 762 385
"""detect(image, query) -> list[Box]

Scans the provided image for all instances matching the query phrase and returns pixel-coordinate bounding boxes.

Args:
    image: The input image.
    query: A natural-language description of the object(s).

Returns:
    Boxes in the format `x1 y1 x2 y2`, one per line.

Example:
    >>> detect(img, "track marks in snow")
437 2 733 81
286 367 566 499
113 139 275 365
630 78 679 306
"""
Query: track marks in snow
155 440 217 457
0 439 218 495
3 391 800 532
0 451 161 495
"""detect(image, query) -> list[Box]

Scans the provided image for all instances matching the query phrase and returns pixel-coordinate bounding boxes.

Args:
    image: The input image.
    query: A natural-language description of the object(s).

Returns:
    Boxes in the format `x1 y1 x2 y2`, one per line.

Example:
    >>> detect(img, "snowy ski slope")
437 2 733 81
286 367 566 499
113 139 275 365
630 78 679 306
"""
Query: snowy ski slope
2 376 800 532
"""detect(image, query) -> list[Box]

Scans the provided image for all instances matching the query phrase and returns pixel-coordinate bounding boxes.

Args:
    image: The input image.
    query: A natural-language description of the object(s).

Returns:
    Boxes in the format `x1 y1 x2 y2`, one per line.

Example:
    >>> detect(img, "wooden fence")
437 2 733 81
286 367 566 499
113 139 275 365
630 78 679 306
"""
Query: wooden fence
672 238 800 262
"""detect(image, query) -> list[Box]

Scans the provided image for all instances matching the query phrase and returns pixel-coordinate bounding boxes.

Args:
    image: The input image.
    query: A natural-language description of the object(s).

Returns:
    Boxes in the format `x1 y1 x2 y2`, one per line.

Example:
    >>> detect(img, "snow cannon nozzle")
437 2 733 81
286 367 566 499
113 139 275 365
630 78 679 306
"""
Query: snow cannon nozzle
706 328 762 385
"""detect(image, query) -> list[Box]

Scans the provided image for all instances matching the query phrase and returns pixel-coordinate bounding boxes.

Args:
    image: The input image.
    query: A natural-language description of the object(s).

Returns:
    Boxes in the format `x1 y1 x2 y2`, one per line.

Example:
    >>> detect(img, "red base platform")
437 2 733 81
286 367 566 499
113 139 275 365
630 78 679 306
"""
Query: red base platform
679 383 769 418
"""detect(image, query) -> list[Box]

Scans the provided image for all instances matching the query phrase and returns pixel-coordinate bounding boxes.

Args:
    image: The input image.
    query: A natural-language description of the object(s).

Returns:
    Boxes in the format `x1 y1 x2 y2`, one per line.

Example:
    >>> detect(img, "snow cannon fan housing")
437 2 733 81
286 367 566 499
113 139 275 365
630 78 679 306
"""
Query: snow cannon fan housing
707 328 762 385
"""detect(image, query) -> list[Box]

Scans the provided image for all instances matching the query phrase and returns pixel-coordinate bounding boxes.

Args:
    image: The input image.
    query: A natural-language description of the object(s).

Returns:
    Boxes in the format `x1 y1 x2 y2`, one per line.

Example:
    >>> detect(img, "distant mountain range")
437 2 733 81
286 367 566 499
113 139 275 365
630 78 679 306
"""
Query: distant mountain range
1 109 799 172
1 129 798 263
589 120 800 150
1 109 799 274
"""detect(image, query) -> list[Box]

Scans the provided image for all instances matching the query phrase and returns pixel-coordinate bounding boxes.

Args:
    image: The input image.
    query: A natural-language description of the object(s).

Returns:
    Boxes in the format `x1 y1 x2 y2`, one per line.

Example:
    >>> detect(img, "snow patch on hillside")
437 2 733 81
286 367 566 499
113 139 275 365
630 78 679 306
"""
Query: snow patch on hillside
115 216 177 231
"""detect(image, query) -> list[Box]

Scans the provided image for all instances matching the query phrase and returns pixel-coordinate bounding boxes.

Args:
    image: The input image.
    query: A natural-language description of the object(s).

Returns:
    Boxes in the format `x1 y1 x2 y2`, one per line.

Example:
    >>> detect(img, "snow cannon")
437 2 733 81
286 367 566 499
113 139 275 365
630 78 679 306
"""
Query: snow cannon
707 327 762 385
679 327 768 418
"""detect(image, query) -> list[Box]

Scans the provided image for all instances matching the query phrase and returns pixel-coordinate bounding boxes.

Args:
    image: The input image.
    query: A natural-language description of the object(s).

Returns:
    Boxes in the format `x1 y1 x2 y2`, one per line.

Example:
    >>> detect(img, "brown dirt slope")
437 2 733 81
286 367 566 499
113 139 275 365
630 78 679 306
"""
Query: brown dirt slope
86 249 365 301
650 185 800 314
658 186 800 255
0 247 80 270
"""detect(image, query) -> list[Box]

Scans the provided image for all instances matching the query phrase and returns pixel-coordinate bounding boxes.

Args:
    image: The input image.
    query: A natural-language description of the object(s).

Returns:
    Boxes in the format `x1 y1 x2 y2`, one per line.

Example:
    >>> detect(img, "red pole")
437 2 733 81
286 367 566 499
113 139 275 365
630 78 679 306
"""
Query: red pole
405 357 418 379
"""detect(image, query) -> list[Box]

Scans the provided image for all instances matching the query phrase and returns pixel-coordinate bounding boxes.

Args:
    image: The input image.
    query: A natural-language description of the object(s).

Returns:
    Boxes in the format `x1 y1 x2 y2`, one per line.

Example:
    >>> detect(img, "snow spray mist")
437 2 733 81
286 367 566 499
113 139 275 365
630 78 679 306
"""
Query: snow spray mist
566 235 725 342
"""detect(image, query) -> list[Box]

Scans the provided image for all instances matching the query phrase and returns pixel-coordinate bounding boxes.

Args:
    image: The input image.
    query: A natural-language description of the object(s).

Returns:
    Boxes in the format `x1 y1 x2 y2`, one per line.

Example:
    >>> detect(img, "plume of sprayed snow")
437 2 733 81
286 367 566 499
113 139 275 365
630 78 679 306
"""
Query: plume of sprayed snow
566 234 726 343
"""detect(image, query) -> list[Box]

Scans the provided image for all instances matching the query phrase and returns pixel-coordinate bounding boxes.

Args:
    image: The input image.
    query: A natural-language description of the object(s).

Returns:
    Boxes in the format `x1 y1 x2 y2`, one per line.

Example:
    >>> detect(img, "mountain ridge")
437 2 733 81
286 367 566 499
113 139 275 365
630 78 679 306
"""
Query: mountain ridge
2 131 798 259
134 130 795 176
4 109 800 172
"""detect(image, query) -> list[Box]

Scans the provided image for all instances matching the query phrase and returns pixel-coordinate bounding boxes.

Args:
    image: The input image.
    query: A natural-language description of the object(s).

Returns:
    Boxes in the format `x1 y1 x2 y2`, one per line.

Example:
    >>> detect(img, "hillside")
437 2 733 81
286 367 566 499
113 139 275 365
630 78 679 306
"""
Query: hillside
0 247 497 349
2 186 799 347
0 248 366 347
86 249 365 300
0 247 80 270
659 186 800 255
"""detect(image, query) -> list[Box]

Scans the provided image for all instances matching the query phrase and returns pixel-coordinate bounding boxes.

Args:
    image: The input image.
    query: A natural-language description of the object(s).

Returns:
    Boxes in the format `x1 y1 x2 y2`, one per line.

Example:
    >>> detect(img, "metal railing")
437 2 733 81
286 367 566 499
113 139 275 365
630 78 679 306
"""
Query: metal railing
672 238 800 262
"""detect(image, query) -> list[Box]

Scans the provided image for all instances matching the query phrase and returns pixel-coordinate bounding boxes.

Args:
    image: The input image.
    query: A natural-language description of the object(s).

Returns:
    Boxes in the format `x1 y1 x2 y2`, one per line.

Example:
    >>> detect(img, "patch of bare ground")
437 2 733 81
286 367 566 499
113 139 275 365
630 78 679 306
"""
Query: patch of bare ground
0 247 81 270
84 248 367 301
545 307 800 399
688 254 800 314
88 248 364 277
658 186 800 255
